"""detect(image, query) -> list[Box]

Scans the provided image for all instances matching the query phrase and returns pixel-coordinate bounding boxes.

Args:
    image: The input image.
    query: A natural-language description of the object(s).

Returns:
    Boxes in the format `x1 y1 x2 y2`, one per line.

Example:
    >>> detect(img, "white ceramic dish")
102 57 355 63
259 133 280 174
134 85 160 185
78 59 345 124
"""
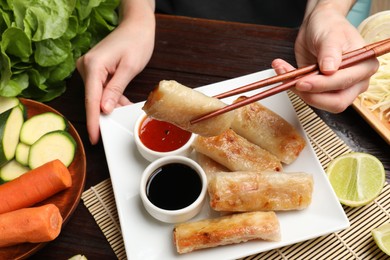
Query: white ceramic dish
133 112 196 162
100 69 349 260
139 155 208 223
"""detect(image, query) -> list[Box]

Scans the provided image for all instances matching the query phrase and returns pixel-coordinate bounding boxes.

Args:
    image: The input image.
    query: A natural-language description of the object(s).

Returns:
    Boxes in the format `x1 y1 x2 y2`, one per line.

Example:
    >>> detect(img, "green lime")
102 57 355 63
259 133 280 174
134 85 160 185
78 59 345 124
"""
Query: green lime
372 222 390 256
326 152 385 207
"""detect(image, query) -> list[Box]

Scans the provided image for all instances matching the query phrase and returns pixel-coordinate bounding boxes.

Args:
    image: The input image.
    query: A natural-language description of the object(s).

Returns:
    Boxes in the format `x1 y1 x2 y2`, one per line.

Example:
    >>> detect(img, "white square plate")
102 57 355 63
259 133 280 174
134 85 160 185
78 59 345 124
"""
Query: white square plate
100 69 349 260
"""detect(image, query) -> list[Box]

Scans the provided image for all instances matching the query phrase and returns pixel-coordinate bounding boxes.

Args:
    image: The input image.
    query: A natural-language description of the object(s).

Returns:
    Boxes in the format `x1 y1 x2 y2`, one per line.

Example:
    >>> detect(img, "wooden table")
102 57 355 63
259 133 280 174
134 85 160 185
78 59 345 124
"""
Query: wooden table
29 14 390 259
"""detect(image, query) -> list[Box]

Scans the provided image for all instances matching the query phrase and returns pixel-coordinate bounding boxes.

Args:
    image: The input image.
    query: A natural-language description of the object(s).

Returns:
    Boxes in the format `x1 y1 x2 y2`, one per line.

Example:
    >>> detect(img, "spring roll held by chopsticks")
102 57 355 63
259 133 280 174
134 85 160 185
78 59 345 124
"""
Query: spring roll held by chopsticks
173 211 280 254
231 96 306 164
192 129 283 172
208 171 313 212
142 80 234 136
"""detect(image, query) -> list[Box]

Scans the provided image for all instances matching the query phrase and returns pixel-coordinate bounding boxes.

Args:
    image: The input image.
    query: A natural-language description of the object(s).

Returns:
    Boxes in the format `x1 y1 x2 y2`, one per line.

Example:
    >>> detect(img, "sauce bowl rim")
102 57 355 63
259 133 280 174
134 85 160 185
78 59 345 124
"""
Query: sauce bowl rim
139 155 208 222
134 112 196 160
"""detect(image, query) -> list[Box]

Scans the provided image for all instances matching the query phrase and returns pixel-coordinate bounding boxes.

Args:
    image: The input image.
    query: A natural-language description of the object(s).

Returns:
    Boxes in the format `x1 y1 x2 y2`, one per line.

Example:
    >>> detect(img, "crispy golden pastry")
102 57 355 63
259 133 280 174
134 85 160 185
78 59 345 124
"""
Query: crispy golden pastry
195 152 229 176
231 96 306 164
173 211 280 254
208 171 313 212
192 129 283 172
142 80 234 136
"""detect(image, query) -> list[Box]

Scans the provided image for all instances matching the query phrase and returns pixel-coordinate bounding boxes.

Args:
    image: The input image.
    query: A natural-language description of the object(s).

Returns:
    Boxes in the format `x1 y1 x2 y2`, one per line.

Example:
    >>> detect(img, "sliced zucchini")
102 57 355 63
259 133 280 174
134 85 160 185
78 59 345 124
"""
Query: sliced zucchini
0 96 19 114
15 142 30 166
18 102 27 120
20 111 68 145
28 130 76 169
68 255 88 260
0 159 30 183
0 106 24 166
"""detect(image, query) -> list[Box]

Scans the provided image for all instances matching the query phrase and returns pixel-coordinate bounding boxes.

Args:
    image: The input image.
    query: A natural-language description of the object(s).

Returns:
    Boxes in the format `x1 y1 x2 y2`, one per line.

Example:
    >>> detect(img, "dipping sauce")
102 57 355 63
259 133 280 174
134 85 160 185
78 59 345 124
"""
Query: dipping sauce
145 163 202 210
139 117 192 152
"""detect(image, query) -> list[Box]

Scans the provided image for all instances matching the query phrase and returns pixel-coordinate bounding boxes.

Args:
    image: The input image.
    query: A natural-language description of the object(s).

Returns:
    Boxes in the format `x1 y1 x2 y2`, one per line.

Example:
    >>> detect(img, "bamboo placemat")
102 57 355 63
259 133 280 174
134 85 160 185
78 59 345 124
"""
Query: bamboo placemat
82 92 390 259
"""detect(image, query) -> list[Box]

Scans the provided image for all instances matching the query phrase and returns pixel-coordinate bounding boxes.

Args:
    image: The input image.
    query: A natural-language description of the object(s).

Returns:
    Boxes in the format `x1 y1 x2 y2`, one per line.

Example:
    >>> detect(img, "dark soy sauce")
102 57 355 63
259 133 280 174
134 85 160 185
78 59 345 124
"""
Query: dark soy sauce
146 163 202 210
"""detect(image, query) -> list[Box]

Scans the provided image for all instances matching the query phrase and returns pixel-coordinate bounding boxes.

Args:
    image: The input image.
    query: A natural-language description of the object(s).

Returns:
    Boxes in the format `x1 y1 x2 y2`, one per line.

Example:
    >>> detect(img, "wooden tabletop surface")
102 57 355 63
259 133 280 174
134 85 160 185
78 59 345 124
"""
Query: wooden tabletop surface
25 14 390 259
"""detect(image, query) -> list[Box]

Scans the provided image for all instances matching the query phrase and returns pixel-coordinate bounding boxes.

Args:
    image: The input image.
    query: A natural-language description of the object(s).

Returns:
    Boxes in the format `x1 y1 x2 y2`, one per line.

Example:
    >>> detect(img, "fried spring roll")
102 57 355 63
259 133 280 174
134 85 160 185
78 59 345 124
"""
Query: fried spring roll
208 171 313 212
142 80 234 136
192 129 283 172
231 96 306 164
173 211 280 254
195 152 229 176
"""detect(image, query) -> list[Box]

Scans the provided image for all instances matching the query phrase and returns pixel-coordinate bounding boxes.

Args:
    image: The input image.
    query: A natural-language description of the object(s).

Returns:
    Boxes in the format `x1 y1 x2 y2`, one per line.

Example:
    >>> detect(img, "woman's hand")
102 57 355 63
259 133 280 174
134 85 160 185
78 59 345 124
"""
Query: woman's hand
77 0 155 144
273 0 378 113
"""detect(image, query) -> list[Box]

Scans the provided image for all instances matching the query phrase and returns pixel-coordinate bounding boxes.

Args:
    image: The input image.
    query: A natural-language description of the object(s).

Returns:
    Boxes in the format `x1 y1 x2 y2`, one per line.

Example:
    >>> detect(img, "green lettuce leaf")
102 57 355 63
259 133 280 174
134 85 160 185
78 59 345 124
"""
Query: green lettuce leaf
0 0 119 101
1 27 32 61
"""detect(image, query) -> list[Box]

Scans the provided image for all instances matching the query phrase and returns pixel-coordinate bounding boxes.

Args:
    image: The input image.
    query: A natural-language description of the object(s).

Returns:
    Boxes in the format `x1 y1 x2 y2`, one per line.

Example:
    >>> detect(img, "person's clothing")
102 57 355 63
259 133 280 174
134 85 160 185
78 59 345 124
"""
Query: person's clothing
155 0 308 28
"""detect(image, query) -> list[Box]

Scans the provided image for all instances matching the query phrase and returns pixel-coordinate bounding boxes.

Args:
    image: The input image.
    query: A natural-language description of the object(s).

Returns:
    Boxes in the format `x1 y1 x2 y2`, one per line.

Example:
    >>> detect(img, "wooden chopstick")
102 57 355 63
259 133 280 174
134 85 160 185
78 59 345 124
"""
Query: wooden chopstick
214 38 390 99
190 38 390 125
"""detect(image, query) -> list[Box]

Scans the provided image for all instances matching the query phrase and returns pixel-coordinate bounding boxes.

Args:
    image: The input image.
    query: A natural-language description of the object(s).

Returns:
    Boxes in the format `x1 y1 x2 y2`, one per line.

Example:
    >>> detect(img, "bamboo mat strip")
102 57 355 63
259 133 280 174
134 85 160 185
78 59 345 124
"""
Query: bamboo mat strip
82 181 127 260
82 92 389 260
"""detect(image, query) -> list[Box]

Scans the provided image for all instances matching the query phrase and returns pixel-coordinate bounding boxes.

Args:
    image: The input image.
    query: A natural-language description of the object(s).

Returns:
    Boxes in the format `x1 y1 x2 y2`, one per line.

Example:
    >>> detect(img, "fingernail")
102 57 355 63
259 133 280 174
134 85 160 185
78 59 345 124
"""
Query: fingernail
103 99 115 113
89 136 94 145
277 67 287 74
321 57 336 72
272 63 287 74
296 82 312 91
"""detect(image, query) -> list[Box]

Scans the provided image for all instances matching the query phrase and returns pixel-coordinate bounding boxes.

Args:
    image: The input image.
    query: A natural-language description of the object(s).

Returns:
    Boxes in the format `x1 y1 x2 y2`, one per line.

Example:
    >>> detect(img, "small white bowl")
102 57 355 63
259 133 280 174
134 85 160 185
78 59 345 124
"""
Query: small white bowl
134 112 195 162
139 155 207 223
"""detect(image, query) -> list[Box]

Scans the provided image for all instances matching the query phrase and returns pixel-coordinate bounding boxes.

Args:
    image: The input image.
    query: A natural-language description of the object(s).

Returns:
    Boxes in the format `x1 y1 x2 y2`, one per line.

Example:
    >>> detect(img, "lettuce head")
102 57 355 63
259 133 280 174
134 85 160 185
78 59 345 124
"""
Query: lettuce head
0 0 120 101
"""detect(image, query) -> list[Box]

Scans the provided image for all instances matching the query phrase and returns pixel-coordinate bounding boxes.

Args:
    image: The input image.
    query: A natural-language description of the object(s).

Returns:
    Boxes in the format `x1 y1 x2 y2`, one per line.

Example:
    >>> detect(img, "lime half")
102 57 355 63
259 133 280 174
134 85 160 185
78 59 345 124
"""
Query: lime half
326 152 385 207
372 222 390 256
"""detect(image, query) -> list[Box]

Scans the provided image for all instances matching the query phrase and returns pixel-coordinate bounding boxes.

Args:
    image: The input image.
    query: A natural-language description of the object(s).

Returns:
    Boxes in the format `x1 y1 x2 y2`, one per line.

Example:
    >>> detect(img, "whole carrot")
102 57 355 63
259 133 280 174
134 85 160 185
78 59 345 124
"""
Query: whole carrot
0 159 72 214
0 204 63 247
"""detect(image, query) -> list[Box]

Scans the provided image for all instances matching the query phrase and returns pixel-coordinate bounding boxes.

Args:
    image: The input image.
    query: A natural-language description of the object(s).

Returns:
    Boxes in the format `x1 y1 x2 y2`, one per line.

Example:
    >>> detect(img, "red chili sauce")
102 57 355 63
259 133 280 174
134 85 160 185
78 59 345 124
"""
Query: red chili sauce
139 116 192 152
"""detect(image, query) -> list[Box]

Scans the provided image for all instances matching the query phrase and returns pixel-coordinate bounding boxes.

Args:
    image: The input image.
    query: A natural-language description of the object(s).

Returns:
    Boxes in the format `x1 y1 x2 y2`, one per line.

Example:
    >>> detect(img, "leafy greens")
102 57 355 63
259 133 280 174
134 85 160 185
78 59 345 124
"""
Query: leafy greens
0 0 120 101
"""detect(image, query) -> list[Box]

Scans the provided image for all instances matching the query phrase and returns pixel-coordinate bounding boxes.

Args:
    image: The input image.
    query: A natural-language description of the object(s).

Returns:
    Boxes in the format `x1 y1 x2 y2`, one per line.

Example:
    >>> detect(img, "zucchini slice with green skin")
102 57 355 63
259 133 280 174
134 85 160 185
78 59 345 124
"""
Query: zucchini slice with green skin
18 102 27 121
0 159 30 183
20 112 68 145
0 106 24 166
0 96 19 114
15 142 30 166
28 130 76 169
